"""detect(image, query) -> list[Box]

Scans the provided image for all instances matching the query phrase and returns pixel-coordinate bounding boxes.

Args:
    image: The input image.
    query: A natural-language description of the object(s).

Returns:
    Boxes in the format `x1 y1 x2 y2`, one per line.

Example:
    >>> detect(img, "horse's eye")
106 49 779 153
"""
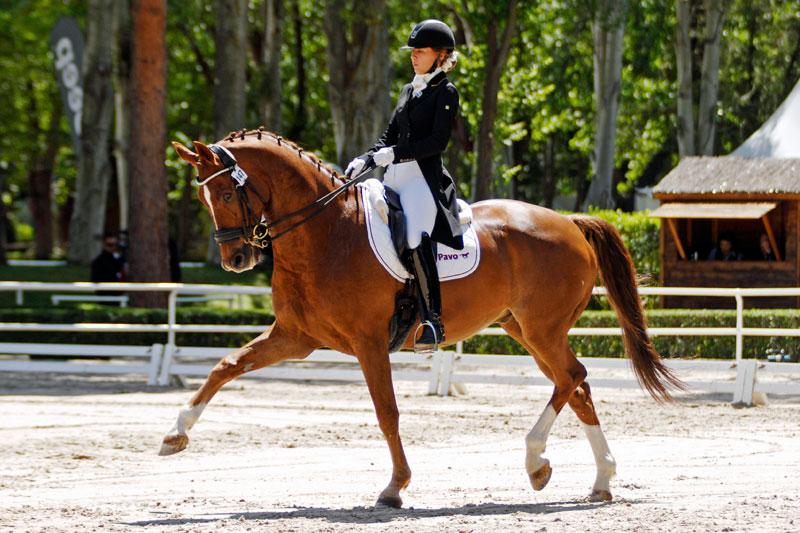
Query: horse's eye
222 192 233 203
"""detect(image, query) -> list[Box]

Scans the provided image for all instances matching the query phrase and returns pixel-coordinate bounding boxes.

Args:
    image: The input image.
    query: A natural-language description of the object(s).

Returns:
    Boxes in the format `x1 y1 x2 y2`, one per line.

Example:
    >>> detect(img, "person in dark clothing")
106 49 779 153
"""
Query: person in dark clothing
707 232 742 261
91 233 125 283
758 233 776 261
91 232 125 299
346 19 461 354
168 238 182 282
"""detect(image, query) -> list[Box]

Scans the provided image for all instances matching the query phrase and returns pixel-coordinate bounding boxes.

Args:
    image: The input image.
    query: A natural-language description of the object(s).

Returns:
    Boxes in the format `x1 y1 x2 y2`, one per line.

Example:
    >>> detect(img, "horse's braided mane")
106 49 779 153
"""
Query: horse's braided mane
222 127 343 184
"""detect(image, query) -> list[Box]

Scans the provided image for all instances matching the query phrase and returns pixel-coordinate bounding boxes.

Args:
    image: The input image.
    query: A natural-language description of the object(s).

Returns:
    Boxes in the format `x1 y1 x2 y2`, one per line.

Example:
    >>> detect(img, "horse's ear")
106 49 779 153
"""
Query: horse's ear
172 141 198 166
192 141 219 166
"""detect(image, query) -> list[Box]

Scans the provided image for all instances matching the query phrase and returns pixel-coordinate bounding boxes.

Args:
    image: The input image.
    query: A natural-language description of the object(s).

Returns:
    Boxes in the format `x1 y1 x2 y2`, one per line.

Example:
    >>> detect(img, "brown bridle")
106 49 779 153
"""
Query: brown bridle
198 144 373 249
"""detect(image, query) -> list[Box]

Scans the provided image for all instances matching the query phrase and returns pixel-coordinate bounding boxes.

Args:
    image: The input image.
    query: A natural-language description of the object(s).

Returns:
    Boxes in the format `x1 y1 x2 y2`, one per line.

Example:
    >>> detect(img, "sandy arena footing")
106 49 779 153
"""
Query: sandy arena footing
1 371 798 532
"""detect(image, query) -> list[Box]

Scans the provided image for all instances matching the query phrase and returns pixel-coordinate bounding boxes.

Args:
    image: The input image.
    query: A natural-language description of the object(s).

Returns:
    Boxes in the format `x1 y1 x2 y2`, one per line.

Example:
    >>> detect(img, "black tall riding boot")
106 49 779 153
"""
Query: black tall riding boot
408 233 444 354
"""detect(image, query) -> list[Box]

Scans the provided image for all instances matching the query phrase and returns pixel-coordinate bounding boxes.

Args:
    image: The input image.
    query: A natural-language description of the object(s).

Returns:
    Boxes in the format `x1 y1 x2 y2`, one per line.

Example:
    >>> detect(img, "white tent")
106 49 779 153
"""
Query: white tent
732 78 800 157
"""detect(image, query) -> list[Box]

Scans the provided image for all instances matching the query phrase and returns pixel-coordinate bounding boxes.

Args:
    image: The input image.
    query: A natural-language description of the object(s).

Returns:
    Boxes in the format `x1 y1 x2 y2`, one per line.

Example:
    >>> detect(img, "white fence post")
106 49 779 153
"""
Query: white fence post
147 343 164 386
158 344 175 386
735 292 744 364
15 289 23 306
159 290 179 386
733 358 757 405
427 351 442 395
437 351 456 396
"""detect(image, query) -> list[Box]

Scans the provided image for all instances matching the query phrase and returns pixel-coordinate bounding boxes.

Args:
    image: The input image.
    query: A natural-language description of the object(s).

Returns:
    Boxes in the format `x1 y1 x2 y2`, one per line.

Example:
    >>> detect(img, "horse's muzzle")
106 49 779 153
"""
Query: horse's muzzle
222 245 259 273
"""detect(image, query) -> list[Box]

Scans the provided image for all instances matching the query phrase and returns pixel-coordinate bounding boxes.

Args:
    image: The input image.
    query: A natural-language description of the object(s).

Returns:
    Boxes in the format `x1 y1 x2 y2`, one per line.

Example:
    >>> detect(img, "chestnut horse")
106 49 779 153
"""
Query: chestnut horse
164 130 680 507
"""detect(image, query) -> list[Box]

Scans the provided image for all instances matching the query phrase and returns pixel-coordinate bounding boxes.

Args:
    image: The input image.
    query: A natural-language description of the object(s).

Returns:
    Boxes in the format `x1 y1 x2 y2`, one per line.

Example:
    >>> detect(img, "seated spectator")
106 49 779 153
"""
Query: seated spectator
757 233 776 261
707 232 742 261
91 233 125 298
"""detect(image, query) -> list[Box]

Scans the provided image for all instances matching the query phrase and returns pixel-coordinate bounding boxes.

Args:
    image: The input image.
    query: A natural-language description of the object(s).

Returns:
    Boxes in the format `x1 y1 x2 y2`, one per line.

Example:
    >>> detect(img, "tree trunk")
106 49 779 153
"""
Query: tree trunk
213 0 248 140
28 133 60 259
675 0 695 158
472 0 519 201
128 0 170 307
288 0 307 139
259 0 283 131
207 0 248 266
178 166 194 259
113 0 131 232
584 0 627 210
25 86 60 259
697 0 725 156
67 0 116 264
323 0 391 167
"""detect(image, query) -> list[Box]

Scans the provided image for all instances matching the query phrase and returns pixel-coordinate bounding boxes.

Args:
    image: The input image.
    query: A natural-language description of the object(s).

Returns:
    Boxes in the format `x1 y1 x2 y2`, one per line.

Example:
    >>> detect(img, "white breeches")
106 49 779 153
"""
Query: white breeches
383 161 436 250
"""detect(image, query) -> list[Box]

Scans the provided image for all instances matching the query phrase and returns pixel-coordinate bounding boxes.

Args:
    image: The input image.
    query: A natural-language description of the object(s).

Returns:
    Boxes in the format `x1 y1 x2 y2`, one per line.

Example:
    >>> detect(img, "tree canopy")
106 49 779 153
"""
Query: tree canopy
1 0 799 261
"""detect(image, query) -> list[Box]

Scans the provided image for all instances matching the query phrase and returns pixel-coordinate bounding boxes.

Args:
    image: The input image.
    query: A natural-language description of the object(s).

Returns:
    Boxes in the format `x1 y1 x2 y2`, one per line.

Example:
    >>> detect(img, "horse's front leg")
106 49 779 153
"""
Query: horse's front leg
358 351 411 508
159 322 315 455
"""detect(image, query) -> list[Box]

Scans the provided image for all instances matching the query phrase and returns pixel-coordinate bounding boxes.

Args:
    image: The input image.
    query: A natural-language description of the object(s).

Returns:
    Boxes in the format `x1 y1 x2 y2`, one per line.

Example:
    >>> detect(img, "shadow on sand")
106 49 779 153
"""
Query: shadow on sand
123 500 620 527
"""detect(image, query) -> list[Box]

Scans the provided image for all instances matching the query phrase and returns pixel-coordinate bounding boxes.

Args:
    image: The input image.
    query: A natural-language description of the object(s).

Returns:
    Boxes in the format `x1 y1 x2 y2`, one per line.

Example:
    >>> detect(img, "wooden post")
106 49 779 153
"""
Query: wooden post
761 214 782 261
666 218 687 260
686 218 693 250
712 219 718 246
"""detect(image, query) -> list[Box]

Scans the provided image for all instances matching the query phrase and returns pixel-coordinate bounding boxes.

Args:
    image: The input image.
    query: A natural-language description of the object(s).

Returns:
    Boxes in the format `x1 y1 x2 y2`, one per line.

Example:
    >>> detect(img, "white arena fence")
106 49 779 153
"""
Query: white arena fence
0 282 798 405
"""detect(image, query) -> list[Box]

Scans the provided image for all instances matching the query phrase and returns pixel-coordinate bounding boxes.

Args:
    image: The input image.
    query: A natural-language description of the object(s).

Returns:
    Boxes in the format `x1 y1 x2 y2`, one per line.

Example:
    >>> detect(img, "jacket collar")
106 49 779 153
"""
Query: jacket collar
407 71 447 106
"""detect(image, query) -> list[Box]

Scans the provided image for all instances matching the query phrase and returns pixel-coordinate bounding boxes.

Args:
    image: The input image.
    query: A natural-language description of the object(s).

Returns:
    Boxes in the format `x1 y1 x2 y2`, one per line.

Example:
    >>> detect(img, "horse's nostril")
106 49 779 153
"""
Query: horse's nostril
232 253 245 268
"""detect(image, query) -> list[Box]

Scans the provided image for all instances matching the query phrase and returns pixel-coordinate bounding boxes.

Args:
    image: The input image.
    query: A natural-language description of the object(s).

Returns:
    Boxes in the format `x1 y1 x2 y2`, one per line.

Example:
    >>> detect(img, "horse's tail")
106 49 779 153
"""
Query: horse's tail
569 214 684 402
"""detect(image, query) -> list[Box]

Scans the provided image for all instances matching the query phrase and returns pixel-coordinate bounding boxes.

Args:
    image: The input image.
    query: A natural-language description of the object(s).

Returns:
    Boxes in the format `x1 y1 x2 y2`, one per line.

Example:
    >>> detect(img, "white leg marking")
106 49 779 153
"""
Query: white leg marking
203 186 218 228
580 422 617 493
525 404 557 474
170 402 207 435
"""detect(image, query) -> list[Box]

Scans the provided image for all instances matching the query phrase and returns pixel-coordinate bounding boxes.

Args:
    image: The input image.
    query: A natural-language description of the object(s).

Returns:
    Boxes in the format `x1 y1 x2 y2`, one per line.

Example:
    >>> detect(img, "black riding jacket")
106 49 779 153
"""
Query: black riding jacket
359 71 464 250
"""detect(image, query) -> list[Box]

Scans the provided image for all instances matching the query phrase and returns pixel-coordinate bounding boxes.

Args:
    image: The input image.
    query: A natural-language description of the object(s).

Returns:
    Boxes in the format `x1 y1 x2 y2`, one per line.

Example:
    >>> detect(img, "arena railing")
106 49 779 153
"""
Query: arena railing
0 282 798 404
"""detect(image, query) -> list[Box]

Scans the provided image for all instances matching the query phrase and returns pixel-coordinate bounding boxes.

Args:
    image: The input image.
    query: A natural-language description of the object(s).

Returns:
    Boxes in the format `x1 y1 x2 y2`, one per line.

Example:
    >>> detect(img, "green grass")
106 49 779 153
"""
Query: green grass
0 263 273 311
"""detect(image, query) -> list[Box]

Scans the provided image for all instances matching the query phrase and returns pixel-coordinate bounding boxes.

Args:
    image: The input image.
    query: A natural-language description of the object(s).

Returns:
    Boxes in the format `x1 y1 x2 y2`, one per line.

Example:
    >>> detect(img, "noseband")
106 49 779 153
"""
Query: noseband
198 144 371 248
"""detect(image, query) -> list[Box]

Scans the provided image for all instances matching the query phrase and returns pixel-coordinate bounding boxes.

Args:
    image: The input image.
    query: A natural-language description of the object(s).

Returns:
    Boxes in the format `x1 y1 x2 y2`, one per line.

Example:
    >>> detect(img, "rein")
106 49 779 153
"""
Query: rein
200 144 372 248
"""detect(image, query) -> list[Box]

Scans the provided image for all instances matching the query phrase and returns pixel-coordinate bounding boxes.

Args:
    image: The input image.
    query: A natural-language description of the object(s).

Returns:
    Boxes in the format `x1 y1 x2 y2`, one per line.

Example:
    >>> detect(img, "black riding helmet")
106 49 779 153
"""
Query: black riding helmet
400 19 455 50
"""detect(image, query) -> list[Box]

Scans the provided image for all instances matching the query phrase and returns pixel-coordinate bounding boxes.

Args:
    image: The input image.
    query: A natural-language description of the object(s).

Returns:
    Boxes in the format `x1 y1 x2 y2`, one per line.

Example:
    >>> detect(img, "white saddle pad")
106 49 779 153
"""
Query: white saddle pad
358 178 480 282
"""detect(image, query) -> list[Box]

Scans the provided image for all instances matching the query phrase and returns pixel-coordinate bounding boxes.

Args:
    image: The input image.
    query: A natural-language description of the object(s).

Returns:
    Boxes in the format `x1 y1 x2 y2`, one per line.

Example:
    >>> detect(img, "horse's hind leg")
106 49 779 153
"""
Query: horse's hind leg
568 381 616 501
159 322 315 456
502 317 615 499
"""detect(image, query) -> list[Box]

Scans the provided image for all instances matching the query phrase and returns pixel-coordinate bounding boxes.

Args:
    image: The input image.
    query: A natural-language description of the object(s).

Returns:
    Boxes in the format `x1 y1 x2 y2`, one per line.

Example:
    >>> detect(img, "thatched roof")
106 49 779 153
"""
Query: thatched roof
653 156 800 197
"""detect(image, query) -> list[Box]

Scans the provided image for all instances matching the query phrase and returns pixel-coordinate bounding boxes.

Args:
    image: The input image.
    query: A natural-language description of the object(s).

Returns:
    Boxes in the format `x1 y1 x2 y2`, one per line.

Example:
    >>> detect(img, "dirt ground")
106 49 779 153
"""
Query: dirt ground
1 370 799 532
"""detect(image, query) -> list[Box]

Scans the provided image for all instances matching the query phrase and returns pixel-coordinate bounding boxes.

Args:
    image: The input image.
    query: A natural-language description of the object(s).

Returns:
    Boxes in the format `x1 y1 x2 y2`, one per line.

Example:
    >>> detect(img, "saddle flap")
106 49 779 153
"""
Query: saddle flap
358 178 480 283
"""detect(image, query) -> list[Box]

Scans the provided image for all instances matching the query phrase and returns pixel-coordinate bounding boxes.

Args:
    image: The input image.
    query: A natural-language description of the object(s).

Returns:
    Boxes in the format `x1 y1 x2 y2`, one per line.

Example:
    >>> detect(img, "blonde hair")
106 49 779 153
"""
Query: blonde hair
441 50 458 72
439 50 458 72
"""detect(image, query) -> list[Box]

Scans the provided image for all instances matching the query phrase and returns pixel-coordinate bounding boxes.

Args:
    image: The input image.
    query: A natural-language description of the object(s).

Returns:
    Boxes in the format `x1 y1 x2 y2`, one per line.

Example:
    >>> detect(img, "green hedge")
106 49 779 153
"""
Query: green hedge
566 208 660 281
3 306 798 360
464 309 800 359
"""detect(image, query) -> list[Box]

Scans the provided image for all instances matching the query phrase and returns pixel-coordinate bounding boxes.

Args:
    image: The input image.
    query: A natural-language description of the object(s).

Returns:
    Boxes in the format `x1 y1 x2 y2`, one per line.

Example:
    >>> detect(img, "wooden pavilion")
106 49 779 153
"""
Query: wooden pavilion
651 157 800 308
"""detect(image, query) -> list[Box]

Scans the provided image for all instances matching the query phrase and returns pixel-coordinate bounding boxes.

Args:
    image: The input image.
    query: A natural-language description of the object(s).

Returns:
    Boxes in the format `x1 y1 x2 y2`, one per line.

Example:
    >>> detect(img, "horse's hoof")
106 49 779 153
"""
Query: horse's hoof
159 433 188 456
588 489 613 502
375 494 403 509
529 462 552 491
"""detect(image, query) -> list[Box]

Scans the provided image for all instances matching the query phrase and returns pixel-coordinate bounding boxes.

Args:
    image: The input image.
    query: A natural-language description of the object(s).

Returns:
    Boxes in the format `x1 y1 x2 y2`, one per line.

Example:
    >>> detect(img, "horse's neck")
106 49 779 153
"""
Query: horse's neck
271 190 361 278
261 153 361 275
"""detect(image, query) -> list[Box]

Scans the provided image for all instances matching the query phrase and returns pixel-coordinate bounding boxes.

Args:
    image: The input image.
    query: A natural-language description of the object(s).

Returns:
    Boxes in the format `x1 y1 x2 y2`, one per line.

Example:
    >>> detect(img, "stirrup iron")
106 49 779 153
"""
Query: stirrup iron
413 320 440 355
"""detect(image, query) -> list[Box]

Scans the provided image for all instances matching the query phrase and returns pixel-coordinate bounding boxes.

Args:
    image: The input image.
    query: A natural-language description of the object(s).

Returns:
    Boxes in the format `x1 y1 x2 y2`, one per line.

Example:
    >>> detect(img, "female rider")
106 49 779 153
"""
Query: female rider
345 19 463 354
